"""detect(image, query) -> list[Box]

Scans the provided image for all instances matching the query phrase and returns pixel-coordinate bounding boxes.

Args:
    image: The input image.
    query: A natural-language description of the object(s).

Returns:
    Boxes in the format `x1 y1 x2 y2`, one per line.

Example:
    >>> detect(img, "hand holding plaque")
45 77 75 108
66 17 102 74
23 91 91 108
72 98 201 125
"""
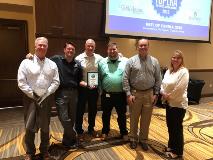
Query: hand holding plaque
87 72 98 88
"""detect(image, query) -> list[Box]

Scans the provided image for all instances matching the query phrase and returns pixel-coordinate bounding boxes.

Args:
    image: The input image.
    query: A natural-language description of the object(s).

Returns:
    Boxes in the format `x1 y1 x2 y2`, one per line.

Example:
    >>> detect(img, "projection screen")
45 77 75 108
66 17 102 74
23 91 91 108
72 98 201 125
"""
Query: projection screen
105 0 212 42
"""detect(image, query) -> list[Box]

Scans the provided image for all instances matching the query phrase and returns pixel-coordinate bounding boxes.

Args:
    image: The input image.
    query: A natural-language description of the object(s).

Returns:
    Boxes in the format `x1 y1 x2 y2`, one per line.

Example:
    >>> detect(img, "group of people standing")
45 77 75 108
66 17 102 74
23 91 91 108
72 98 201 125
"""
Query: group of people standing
17 37 189 160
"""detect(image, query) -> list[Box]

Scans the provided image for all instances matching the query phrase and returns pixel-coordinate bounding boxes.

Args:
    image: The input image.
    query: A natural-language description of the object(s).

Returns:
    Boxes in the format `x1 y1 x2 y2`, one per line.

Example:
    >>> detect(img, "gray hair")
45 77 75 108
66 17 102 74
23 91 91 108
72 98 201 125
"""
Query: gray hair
35 37 48 46
85 39 95 45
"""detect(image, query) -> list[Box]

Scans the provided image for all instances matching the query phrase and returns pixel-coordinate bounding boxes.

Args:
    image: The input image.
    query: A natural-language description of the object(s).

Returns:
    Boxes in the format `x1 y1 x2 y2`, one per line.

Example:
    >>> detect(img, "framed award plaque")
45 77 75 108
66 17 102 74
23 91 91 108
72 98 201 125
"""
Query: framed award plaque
87 72 98 87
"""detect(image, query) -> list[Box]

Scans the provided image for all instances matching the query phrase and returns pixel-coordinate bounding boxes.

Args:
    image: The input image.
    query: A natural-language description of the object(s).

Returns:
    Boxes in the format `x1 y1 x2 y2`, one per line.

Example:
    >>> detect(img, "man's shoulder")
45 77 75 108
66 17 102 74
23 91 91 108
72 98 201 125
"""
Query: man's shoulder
149 55 158 61
51 54 63 59
100 57 108 63
75 52 84 59
120 56 128 62
94 53 103 57
146 55 159 65
74 59 82 67
20 58 33 65
130 54 138 59
94 53 103 60
46 57 58 67
50 54 63 62
126 54 138 62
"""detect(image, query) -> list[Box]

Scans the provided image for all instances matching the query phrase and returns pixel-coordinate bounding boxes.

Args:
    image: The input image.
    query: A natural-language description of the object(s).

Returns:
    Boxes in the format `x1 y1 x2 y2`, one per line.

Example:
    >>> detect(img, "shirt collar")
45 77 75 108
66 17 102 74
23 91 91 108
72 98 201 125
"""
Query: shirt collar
62 55 75 64
83 52 95 58
34 54 46 63
106 56 121 63
138 54 149 61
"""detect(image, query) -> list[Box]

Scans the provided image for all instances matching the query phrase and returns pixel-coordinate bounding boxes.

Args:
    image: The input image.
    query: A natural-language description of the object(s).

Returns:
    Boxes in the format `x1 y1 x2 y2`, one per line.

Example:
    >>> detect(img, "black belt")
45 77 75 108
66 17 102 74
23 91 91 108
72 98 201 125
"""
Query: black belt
132 87 153 92
59 87 77 90
103 90 124 95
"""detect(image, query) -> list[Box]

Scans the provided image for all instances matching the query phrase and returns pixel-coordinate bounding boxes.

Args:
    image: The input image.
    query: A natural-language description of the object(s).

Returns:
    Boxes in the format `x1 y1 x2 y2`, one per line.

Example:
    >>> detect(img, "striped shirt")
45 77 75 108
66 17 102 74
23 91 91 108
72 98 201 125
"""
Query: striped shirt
123 54 161 96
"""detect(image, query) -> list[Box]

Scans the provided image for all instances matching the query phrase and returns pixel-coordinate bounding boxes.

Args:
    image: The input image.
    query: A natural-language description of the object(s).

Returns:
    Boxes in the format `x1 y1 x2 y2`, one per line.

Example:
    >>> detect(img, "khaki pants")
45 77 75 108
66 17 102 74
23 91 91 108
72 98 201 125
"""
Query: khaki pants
129 89 153 142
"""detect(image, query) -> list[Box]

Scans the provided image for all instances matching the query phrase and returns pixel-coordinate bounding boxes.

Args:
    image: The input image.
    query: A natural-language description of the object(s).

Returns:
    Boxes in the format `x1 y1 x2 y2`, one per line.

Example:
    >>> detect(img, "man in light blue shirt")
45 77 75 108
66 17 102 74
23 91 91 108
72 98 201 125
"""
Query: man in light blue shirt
99 42 128 140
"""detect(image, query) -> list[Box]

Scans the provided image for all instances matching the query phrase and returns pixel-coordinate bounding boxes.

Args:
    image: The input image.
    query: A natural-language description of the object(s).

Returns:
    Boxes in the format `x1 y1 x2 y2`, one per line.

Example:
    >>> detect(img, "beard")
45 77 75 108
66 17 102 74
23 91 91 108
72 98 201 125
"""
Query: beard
109 55 119 60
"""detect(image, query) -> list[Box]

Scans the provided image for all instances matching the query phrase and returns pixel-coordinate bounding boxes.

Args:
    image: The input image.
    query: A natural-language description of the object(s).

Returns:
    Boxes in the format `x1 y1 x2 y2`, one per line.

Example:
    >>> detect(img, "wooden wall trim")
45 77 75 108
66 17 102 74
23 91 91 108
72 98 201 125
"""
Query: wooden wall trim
35 33 108 41
0 79 17 81
202 93 213 97
35 0 108 57
78 0 104 3
0 3 33 13
189 69 213 72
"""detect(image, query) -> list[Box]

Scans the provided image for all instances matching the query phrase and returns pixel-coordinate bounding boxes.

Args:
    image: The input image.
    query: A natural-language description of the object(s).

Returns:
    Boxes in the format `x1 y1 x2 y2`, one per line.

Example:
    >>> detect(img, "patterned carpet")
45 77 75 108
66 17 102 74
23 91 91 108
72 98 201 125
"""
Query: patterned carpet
0 98 213 160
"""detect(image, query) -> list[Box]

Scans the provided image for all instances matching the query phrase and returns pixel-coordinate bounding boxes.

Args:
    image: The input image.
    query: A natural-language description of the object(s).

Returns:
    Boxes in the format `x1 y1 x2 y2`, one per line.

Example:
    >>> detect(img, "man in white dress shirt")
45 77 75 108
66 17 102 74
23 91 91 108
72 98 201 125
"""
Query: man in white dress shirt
17 37 60 160
75 39 103 138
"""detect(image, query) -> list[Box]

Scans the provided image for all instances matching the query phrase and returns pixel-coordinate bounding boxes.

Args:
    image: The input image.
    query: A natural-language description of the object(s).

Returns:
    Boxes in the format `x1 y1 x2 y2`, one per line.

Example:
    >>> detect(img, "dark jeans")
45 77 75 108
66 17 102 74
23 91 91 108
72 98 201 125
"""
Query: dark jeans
75 87 99 134
101 91 128 135
166 106 186 155
23 95 53 155
55 88 78 145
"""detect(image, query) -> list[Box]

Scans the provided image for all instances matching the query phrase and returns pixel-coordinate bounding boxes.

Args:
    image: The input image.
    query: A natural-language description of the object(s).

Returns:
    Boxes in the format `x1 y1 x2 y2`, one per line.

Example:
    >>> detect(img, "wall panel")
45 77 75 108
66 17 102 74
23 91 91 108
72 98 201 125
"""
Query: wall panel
35 0 108 57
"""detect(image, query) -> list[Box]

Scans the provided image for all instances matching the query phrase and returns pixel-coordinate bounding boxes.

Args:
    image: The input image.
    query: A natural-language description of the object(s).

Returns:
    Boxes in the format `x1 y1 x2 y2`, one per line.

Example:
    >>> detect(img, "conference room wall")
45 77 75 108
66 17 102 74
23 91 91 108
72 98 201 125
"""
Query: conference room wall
0 0 212 69
0 0 33 6
110 37 199 69
196 16 213 69
0 3 35 53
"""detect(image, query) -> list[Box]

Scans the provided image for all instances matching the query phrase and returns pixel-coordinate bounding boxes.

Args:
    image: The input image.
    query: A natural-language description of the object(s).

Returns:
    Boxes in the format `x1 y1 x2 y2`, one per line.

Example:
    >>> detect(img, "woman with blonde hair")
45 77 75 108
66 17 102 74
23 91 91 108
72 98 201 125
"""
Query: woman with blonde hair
160 50 189 159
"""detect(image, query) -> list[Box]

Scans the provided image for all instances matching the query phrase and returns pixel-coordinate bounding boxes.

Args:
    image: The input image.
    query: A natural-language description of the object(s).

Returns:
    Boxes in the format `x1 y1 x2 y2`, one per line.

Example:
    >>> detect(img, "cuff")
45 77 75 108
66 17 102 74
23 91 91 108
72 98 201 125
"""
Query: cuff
126 91 131 96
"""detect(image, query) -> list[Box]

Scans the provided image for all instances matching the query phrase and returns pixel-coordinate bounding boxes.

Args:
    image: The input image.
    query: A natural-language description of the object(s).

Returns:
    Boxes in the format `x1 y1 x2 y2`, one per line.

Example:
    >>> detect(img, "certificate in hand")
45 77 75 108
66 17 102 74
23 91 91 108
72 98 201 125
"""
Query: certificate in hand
87 72 98 87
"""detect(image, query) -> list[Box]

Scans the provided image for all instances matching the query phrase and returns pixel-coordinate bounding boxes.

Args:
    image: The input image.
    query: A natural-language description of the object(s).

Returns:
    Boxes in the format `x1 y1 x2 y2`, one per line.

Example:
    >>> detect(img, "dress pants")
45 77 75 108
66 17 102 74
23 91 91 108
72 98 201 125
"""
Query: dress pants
23 94 53 155
75 87 99 134
129 89 153 142
55 88 78 146
166 106 186 155
101 91 128 135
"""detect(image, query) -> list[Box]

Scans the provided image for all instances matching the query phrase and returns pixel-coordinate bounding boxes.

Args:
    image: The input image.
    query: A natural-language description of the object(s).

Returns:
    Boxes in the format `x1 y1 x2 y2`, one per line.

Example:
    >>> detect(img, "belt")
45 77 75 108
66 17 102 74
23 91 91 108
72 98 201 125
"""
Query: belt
59 87 77 90
103 90 124 95
132 87 153 93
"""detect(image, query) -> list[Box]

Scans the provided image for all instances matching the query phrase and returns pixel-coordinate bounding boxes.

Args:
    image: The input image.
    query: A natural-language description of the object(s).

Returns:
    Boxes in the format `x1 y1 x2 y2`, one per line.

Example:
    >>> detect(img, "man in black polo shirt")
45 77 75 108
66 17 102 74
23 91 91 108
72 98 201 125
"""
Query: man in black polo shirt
51 42 82 148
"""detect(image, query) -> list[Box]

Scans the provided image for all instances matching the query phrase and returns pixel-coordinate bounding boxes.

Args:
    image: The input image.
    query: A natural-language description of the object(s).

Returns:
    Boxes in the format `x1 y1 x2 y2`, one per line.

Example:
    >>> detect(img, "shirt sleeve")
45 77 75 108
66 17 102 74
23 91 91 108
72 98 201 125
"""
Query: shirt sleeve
169 68 189 99
153 59 162 95
77 62 83 85
50 55 58 63
160 69 169 94
123 59 132 96
98 62 102 91
17 61 34 99
46 62 60 96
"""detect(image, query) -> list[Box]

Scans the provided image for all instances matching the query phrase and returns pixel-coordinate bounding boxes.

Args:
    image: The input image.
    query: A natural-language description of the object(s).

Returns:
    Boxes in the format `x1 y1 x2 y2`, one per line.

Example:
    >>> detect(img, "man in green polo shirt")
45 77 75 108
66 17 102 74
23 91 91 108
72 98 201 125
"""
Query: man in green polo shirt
98 42 128 140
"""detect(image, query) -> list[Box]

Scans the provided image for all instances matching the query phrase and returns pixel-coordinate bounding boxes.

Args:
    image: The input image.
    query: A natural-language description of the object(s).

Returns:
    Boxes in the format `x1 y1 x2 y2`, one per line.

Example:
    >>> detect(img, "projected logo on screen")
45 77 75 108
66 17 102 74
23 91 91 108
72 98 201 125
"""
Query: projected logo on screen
152 0 182 17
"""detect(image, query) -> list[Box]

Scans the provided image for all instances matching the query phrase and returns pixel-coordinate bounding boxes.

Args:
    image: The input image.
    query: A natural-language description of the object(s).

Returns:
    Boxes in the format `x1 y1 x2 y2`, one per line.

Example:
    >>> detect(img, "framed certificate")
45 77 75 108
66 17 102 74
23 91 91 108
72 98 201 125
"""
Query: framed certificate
87 72 98 87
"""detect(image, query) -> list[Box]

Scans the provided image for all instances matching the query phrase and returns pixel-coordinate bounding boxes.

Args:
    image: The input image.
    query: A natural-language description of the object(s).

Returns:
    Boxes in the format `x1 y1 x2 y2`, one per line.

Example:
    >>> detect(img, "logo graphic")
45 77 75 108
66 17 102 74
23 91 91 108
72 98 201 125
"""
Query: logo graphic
91 74 95 78
152 0 182 17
